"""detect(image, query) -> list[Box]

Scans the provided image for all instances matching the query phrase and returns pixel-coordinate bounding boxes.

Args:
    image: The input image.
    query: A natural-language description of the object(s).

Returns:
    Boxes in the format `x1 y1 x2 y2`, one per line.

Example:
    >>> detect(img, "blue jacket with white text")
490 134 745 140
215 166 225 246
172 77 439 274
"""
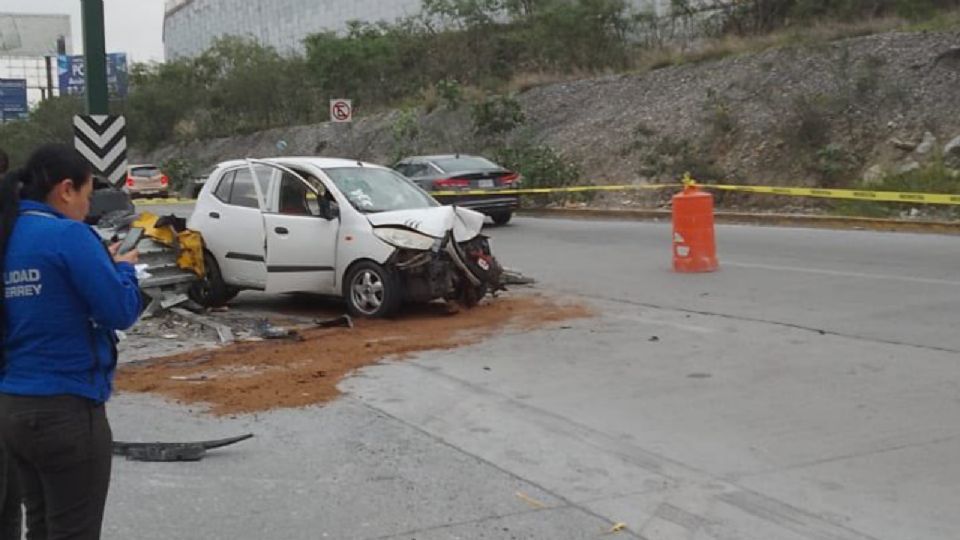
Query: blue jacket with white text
0 200 142 403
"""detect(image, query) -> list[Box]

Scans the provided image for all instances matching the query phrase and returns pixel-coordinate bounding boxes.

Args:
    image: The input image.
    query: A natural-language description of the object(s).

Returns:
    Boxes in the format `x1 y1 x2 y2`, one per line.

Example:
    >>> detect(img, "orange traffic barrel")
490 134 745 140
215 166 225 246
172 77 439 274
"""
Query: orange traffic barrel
672 181 718 273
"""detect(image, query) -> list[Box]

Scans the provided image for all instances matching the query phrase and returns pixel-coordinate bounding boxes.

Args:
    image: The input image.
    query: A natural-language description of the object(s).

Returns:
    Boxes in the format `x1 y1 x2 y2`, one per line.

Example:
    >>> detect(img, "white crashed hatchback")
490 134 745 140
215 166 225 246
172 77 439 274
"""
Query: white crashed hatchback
187 157 502 317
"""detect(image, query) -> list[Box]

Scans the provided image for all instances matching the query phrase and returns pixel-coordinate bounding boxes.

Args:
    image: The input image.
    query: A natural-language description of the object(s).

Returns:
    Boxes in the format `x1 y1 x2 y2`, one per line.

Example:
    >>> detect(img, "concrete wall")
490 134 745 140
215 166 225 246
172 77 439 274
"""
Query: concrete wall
164 0 679 60
163 0 422 59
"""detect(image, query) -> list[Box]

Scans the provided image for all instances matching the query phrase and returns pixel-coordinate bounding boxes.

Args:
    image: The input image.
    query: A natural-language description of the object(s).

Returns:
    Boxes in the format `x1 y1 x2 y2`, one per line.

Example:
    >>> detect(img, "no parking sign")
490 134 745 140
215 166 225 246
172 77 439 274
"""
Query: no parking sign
330 99 352 123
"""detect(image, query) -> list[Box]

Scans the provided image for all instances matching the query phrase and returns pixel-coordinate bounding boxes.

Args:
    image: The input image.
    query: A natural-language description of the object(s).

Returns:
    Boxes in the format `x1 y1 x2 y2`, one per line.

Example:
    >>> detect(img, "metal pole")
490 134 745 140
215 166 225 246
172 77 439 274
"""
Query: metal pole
81 0 109 114
44 56 54 100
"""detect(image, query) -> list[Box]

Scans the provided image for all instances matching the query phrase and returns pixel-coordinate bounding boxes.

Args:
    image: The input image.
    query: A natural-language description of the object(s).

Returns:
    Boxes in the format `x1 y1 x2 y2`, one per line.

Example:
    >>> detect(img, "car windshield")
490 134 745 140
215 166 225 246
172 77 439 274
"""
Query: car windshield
433 156 500 173
131 166 160 177
323 167 438 213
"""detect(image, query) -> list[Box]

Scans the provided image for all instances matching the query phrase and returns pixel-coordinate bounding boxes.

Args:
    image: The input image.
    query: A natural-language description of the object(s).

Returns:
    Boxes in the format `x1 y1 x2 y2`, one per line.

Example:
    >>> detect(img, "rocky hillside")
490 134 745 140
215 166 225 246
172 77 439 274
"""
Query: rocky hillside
141 29 960 192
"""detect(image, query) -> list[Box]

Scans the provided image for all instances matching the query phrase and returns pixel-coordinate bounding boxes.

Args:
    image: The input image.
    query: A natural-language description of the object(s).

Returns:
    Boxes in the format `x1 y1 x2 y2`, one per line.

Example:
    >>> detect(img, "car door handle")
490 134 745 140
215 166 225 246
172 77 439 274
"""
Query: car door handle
209 212 220 219
274 227 289 235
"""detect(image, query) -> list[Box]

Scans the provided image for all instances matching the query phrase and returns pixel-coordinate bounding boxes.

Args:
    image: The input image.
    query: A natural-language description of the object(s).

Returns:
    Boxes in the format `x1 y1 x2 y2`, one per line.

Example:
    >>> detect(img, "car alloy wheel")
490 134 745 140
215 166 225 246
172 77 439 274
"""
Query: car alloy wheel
351 269 385 316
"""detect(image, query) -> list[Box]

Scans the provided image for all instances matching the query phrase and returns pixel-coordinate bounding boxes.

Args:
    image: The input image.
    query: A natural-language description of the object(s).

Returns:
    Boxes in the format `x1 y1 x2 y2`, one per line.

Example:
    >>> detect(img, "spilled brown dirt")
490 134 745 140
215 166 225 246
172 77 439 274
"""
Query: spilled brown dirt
116 294 591 416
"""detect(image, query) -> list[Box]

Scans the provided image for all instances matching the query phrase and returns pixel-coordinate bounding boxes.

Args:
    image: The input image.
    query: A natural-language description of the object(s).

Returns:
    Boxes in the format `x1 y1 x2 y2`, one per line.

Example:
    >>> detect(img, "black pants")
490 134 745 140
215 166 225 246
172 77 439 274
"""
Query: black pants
0 445 21 539
0 394 112 540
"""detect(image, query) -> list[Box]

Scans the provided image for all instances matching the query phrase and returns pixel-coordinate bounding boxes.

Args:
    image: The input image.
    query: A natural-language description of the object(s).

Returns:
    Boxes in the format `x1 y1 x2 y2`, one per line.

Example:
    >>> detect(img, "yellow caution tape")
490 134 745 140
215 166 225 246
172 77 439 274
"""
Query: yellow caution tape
432 184 680 197
129 177 960 205
434 178 960 205
703 184 960 205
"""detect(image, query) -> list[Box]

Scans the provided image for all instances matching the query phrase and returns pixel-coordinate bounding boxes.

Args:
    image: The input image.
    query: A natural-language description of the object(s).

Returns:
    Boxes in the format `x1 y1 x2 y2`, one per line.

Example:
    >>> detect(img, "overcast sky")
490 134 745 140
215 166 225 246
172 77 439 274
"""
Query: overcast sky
4 0 166 63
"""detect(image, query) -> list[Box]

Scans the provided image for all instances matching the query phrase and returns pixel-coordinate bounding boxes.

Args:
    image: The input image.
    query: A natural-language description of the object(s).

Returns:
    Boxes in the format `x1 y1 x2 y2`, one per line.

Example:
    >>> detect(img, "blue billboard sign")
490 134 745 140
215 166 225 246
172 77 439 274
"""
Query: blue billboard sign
0 79 29 123
58 53 129 98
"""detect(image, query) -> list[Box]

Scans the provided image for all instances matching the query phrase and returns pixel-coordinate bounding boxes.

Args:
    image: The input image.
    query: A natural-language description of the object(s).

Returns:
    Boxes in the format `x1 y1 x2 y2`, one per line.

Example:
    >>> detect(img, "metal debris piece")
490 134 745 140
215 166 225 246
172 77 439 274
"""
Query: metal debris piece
169 375 210 381
608 522 627 534
170 308 235 343
113 433 254 462
501 267 536 285
255 320 302 340
142 289 194 318
160 293 190 310
515 491 546 509
313 314 353 329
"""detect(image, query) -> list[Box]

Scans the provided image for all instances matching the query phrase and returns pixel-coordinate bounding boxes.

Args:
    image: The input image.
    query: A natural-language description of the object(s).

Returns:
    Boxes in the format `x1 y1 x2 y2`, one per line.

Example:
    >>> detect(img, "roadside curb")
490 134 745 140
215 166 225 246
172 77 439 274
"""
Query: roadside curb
518 208 960 235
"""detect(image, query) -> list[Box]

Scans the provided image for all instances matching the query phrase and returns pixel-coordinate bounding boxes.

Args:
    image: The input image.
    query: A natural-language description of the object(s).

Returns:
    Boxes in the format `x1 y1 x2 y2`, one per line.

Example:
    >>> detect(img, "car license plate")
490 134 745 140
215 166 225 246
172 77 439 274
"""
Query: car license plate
478 179 494 188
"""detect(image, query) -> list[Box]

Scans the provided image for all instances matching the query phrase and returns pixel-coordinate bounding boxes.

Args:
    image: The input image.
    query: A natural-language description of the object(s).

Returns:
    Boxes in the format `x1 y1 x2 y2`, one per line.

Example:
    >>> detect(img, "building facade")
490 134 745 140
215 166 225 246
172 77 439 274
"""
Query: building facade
163 0 675 60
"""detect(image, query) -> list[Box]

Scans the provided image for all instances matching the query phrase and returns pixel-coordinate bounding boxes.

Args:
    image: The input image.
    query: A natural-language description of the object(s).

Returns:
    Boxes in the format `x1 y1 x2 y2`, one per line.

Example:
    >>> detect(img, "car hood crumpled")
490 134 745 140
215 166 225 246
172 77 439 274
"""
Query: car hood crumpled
366 205 485 242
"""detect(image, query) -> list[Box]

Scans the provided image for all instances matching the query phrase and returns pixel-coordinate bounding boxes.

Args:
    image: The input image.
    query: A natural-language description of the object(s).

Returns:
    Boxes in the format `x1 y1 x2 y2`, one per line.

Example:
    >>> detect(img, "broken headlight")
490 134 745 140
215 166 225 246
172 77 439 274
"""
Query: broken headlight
373 227 437 251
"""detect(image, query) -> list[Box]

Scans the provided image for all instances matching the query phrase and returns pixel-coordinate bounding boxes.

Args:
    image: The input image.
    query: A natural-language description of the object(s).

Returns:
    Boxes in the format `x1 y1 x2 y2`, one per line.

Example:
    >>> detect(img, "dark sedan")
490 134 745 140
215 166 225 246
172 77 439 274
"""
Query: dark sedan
394 154 520 225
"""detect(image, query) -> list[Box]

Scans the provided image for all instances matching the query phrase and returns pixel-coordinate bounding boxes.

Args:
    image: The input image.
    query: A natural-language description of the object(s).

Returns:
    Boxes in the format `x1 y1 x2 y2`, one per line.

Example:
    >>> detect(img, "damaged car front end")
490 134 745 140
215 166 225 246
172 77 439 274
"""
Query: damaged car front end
352 203 503 316
364 202 503 313
386 231 503 309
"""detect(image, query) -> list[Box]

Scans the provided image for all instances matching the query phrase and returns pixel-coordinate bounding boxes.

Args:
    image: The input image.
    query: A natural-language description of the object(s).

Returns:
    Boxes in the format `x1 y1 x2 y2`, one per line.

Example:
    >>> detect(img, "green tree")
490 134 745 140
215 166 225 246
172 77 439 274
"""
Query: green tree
304 22 426 106
0 96 83 167
125 60 204 148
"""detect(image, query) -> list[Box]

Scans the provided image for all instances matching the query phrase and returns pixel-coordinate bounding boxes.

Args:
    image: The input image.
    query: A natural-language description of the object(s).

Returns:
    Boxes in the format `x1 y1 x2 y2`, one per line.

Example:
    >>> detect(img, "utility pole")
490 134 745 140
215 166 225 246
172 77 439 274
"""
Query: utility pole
80 0 108 114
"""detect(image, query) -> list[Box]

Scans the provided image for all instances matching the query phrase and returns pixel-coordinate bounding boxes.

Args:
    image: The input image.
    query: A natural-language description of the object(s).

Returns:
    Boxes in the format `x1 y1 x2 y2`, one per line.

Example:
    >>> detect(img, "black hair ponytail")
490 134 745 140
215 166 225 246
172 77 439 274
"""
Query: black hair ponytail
0 166 27 283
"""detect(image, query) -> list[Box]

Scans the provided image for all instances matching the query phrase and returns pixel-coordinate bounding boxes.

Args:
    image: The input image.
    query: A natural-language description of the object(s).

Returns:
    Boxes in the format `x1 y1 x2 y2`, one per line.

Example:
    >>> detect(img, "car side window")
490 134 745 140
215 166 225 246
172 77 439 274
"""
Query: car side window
229 169 261 209
213 170 235 202
278 173 321 217
403 164 429 177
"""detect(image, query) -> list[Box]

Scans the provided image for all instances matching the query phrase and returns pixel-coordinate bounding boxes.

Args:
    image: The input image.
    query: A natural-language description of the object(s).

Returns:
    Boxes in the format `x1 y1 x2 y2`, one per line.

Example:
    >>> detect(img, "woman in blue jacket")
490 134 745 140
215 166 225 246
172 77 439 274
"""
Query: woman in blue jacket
0 144 142 539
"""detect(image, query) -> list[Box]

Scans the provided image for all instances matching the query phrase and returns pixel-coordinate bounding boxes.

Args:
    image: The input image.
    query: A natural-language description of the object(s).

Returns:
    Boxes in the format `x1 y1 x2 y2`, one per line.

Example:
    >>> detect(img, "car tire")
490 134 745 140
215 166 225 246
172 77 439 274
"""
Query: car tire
491 211 513 226
343 261 401 318
188 252 239 308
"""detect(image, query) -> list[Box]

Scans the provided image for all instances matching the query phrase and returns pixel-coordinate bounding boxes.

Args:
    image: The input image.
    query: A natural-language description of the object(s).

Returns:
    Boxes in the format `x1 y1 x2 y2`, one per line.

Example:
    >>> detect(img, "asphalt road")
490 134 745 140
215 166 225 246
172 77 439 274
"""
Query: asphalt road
111 209 960 539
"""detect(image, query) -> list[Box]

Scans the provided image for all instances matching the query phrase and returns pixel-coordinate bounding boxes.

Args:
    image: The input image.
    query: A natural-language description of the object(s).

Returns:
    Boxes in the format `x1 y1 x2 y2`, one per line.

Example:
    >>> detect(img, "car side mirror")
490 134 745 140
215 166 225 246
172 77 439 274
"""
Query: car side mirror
320 201 339 221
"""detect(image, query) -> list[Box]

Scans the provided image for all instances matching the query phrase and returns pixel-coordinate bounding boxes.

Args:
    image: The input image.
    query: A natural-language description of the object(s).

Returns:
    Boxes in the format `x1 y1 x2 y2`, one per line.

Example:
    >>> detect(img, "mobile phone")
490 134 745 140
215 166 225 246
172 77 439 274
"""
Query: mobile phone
118 227 144 255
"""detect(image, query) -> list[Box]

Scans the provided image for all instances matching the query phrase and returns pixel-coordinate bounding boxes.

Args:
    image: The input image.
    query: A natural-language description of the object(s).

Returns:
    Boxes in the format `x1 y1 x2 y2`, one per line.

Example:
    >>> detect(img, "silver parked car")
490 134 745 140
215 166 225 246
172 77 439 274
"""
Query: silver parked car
123 164 170 199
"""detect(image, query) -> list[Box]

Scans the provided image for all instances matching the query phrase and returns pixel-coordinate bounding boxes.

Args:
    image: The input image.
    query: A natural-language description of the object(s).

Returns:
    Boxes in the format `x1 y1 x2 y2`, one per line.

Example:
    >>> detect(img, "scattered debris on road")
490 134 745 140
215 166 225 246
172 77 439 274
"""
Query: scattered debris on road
313 314 353 329
254 320 303 341
502 267 536 286
608 522 628 534
169 307 235 343
117 294 591 415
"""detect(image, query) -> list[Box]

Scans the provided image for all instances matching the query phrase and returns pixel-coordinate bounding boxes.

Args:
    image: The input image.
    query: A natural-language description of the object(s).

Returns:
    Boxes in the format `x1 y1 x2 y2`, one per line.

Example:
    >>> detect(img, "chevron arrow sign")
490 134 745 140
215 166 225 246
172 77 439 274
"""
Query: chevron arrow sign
73 115 128 185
